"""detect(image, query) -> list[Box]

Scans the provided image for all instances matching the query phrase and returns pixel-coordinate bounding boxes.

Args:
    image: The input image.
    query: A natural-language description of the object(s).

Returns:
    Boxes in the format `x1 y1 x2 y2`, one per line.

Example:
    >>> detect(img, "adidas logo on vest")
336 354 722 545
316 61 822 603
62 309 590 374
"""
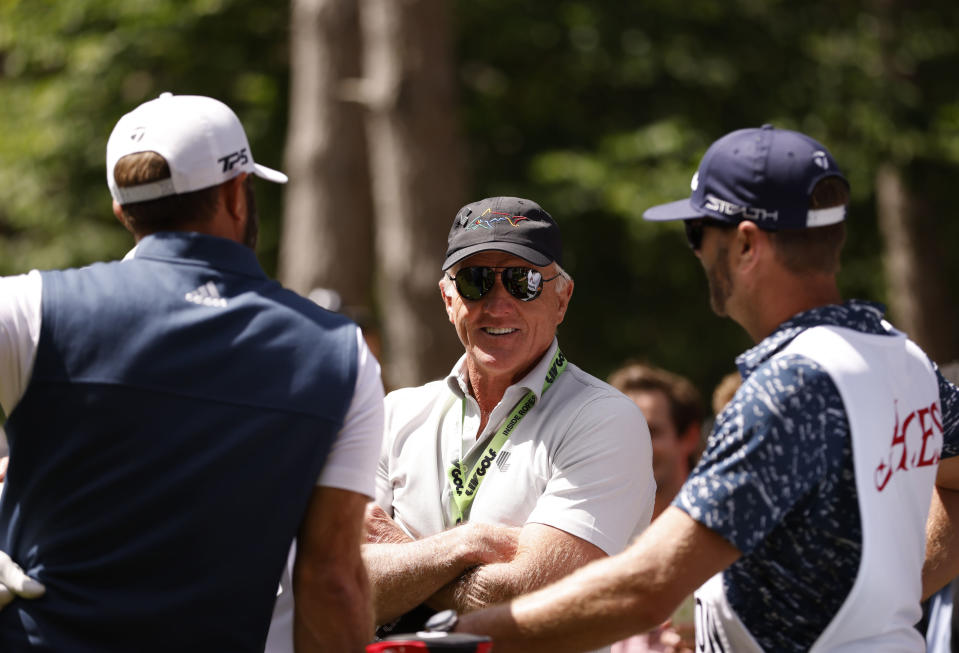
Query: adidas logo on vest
185 281 227 308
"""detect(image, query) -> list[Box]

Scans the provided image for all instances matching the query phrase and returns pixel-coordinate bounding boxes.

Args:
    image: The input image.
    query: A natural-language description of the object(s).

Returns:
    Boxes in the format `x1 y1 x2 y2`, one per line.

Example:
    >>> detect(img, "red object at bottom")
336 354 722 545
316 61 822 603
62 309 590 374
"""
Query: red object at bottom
366 633 493 652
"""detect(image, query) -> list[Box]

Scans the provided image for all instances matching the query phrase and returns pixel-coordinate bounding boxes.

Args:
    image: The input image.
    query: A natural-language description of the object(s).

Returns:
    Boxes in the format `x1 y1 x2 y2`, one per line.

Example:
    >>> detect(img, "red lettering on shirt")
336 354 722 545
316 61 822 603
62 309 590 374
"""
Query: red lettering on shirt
917 407 941 468
893 410 913 471
875 400 943 492
931 402 944 434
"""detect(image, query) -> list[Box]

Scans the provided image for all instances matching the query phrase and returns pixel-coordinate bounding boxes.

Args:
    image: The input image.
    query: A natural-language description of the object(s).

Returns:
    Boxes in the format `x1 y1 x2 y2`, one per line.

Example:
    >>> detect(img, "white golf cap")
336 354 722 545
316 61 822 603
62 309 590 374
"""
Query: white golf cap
106 92 288 204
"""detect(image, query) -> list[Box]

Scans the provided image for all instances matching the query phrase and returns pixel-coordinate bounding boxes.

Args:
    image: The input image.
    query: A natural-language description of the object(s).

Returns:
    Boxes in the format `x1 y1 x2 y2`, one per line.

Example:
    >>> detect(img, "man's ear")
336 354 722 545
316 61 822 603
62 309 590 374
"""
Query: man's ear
440 277 456 324
735 221 765 272
554 277 574 325
223 173 248 223
216 173 251 243
113 200 135 235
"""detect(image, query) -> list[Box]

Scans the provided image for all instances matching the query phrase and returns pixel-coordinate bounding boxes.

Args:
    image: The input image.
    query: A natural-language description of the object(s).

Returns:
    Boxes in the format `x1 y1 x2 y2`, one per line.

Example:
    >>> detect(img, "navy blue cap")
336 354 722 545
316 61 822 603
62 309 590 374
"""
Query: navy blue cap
442 196 562 270
643 125 848 230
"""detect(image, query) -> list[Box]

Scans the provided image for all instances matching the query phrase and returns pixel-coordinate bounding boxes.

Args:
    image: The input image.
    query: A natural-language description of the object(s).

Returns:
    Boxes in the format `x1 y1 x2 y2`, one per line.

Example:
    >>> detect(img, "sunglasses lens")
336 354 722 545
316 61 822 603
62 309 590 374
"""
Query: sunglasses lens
453 266 548 301
503 267 542 301
685 218 737 250
454 267 494 300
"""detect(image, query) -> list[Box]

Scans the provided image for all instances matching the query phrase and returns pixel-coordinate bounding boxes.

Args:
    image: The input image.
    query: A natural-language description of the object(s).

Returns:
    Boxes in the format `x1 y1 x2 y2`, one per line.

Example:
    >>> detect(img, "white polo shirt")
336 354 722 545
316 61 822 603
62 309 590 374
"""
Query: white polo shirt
377 338 655 556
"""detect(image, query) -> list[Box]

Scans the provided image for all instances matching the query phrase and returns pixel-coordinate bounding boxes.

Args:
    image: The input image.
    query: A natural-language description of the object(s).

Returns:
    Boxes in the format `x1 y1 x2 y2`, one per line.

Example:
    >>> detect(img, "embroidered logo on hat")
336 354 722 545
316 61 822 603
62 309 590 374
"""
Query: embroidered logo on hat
465 208 531 230
218 149 250 174
442 196 563 271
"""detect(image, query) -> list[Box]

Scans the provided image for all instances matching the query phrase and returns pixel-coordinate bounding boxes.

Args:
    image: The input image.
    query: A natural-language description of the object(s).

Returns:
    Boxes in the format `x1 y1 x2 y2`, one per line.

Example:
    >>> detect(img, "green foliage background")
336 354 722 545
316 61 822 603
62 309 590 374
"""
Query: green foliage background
0 0 290 273
2 0 958 401
454 1 959 395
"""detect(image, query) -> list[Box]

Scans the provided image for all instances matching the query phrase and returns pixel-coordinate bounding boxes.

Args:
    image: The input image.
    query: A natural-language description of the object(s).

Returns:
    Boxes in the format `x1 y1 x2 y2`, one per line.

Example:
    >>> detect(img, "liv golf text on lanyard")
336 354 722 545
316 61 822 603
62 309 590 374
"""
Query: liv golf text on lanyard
446 349 568 524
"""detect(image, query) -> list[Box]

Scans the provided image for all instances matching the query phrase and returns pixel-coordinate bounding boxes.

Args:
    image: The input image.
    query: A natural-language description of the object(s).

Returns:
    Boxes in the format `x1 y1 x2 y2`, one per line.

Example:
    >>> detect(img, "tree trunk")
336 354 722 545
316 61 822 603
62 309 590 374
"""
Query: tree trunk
876 163 958 363
358 0 466 389
873 0 958 365
279 0 374 320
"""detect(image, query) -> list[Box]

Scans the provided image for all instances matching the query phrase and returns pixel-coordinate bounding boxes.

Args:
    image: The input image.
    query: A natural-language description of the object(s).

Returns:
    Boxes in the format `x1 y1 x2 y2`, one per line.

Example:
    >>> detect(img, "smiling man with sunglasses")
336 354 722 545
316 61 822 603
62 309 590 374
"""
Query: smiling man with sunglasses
363 197 655 652
447 128 959 652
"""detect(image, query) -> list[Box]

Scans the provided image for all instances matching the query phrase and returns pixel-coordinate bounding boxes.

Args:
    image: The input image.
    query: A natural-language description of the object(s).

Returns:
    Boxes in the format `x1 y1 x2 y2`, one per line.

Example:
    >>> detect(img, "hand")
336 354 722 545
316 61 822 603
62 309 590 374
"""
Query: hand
664 593 696 652
0 551 45 609
364 503 414 545
656 624 695 653
461 522 519 566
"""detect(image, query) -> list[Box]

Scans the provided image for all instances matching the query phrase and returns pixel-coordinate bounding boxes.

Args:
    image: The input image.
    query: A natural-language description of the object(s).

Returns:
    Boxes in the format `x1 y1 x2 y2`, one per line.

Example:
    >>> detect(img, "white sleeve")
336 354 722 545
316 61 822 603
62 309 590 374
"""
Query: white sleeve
315 327 385 498
0 271 43 418
527 394 656 555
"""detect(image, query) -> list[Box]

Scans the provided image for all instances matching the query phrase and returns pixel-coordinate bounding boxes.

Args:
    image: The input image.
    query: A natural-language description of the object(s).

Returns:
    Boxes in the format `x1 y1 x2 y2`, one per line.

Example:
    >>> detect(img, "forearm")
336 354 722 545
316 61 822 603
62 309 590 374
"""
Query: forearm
456 547 662 653
426 528 601 612
924 456 959 599
924 484 959 599
365 523 516 623
455 507 740 653
294 487 374 652
294 559 372 653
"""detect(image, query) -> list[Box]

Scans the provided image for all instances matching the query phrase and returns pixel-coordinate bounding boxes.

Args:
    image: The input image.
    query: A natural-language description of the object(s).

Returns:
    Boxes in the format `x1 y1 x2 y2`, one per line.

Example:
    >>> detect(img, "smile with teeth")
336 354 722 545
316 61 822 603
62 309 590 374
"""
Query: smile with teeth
483 327 517 335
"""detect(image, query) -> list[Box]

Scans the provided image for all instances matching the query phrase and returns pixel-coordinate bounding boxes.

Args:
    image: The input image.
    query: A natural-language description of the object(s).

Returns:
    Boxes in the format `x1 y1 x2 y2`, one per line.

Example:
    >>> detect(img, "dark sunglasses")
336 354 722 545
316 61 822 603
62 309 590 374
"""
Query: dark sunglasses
448 266 561 302
684 218 737 251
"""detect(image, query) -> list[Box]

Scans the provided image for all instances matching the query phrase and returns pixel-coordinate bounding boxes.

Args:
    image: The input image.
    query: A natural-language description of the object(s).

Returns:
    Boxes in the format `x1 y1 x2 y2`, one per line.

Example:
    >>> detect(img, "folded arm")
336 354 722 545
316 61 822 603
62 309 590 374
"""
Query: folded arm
363 504 519 624
426 522 606 613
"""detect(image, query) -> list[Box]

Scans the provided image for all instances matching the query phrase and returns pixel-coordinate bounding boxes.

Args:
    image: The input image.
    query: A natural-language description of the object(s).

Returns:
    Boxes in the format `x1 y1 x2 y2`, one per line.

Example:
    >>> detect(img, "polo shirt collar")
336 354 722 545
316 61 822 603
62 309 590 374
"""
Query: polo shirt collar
736 299 889 377
446 337 561 402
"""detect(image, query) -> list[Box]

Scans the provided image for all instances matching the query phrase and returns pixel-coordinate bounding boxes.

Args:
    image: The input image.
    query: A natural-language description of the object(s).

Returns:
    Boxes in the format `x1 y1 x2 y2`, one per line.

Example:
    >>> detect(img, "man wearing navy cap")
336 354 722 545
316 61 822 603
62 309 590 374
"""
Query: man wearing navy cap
0 93 384 651
448 127 959 652
364 196 654 653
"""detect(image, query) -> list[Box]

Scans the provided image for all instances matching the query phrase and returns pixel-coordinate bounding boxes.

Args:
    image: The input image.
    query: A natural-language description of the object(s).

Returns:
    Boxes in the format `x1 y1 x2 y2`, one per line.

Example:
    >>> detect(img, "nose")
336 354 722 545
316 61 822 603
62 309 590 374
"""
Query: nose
479 273 516 312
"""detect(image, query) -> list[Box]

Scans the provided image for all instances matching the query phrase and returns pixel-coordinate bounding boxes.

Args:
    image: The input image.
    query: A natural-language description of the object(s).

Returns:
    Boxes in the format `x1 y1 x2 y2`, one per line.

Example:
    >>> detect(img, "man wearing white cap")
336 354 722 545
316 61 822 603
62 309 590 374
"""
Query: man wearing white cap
439 126 959 652
0 93 384 652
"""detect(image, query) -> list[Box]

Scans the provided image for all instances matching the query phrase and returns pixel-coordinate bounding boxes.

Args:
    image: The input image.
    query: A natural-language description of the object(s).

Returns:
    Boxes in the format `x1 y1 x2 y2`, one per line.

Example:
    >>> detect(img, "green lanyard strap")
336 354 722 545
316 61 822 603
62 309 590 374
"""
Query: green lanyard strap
446 348 567 524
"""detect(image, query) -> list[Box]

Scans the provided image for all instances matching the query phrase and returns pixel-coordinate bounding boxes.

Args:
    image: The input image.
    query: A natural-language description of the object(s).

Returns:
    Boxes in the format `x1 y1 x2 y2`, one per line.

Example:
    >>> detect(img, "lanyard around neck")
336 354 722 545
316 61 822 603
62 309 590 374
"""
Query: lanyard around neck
446 348 567 524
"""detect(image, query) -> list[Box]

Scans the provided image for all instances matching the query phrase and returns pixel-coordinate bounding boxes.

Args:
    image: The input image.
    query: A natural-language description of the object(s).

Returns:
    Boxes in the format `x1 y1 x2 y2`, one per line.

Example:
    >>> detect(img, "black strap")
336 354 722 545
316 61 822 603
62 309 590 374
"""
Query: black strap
374 603 437 640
